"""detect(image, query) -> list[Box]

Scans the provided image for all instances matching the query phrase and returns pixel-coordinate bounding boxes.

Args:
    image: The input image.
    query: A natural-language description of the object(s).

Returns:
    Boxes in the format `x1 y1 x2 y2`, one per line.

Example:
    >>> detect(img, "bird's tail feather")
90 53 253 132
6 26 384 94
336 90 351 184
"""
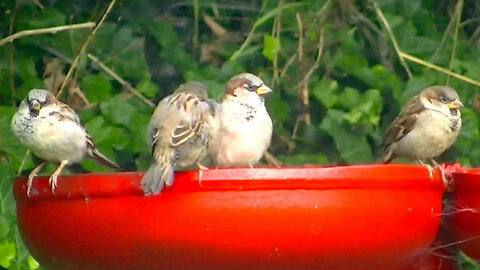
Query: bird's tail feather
141 163 174 196
90 148 119 169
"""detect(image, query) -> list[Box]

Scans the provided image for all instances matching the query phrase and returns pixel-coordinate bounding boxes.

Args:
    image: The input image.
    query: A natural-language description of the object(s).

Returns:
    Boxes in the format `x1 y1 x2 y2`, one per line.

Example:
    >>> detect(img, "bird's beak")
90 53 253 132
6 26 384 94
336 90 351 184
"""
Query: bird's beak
256 85 272 95
30 100 41 111
448 99 463 109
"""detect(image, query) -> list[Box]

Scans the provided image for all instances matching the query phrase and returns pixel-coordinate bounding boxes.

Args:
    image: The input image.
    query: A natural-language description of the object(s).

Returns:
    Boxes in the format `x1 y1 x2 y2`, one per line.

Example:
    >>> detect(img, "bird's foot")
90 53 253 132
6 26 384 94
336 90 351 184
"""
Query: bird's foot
417 160 434 181
26 162 46 197
431 159 449 189
197 162 208 170
48 174 58 193
49 160 68 194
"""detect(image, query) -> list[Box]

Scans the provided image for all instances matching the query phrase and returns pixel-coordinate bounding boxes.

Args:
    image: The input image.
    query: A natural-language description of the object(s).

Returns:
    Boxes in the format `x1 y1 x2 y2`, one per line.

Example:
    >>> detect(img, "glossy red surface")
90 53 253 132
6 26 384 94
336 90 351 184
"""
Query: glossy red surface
451 169 480 262
14 165 445 270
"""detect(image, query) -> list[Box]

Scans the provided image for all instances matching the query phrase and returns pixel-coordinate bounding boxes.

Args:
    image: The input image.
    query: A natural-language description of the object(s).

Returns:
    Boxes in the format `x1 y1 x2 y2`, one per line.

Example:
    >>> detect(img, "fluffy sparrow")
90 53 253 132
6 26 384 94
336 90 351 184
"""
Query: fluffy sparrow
141 81 217 196
11 89 119 196
208 73 273 167
383 85 463 183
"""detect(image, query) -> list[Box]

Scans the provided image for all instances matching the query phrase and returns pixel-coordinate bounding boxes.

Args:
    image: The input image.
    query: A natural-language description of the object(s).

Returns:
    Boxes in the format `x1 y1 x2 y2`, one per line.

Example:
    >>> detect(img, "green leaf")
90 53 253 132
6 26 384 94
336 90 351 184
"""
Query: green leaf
28 256 40 270
81 75 112 103
100 96 136 127
267 95 290 123
0 240 15 268
136 80 159 98
320 110 374 163
27 8 65 28
278 153 329 165
339 87 361 109
262 35 280 62
312 79 338 108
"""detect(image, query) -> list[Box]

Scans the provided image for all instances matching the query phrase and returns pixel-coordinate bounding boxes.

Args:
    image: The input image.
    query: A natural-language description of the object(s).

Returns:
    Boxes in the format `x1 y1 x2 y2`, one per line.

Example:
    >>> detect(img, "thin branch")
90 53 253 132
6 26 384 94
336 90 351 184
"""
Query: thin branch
302 28 324 85
400 52 480 87
203 13 226 36
279 52 296 78
229 2 304 61
271 0 284 88
446 0 463 85
0 22 96 46
371 0 413 78
264 150 282 167
87 54 155 107
56 0 116 98
192 0 199 48
16 150 30 176
429 5 457 62
8 0 18 107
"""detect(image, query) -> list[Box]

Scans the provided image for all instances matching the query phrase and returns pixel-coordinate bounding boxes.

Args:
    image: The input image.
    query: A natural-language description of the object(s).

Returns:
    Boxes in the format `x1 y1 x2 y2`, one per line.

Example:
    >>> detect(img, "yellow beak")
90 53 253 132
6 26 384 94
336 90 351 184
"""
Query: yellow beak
448 99 463 109
255 85 272 95
31 100 41 111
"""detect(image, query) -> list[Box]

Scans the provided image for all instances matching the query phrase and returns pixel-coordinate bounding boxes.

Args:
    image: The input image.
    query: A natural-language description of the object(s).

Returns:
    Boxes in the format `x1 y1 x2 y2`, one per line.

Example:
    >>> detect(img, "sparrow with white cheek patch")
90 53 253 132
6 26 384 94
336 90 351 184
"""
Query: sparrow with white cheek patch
11 89 119 196
383 85 463 184
208 73 273 167
141 81 217 196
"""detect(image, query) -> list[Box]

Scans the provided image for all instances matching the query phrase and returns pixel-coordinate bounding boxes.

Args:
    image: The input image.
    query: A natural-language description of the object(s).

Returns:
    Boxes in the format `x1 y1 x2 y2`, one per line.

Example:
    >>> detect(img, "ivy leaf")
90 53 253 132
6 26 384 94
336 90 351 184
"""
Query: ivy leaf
0 240 15 268
81 75 112 103
320 110 374 163
100 96 136 127
262 35 280 62
136 80 159 98
312 79 338 108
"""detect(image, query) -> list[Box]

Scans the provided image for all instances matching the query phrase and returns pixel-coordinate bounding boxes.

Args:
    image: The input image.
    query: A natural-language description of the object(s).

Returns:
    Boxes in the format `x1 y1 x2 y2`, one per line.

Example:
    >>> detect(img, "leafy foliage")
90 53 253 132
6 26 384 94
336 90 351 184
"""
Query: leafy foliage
1 0 480 268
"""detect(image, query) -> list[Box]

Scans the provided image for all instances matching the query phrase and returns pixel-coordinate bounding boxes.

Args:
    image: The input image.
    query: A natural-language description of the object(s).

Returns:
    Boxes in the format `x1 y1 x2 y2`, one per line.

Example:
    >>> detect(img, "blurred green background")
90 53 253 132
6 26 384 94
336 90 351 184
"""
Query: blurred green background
1 0 480 268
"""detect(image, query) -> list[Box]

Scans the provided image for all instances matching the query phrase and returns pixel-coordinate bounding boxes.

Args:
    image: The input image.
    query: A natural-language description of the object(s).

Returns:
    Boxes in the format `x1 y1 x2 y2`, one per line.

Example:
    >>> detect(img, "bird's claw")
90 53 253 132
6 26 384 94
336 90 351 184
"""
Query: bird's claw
425 164 434 181
48 174 58 193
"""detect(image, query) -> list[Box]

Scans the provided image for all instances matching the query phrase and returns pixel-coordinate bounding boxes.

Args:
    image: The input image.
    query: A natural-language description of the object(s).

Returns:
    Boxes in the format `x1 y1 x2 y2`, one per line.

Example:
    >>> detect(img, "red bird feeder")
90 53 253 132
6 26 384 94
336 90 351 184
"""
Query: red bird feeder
14 165 445 270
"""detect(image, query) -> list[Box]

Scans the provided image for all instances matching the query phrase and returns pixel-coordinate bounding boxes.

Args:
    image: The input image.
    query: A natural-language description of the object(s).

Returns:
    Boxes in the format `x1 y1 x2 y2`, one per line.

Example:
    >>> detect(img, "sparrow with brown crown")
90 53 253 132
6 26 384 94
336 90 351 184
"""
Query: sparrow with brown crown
208 73 273 167
383 85 463 184
11 89 119 196
141 81 217 196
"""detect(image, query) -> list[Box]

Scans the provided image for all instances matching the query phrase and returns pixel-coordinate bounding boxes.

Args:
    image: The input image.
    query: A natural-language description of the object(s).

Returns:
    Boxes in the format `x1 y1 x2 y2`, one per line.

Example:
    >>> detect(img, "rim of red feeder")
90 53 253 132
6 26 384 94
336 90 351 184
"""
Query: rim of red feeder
13 164 445 202
452 168 480 191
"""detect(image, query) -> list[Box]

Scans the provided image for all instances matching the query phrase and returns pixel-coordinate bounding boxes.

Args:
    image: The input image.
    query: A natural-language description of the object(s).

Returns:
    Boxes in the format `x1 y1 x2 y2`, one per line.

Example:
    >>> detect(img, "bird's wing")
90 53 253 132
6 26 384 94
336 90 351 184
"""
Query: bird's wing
384 96 425 148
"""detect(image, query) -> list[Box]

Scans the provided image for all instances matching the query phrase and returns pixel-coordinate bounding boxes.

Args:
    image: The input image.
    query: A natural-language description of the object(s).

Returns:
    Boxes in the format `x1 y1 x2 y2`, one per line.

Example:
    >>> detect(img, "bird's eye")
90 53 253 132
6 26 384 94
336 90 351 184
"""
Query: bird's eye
439 96 448 103
244 84 258 92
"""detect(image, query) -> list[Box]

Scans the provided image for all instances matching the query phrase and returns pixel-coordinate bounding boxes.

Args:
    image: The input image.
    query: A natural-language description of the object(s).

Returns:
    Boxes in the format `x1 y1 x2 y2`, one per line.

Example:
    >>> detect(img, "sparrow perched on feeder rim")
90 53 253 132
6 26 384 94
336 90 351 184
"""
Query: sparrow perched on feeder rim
208 73 273 167
383 85 463 184
11 89 119 196
141 81 217 196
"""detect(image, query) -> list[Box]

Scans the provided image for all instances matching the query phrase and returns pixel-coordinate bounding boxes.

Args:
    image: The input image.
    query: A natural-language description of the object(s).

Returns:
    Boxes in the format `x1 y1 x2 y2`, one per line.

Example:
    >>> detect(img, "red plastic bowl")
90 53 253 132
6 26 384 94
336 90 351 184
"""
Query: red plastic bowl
14 165 445 270
451 169 480 262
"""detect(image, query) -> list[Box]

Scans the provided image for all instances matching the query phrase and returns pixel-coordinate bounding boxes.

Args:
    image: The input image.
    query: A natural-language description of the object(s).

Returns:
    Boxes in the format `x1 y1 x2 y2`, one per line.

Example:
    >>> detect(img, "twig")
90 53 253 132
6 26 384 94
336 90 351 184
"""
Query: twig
192 0 199 48
446 0 463 85
279 52 296 78
87 54 155 107
292 13 310 138
0 22 96 46
16 150 30 176
203 13 226 36
229 2 304 61
264 150 282 167
400 52 480 87
302 28 324 85
56 0 116 98
8 0 18 107
371 0 412 78
271 0 284 88
429 6 457 62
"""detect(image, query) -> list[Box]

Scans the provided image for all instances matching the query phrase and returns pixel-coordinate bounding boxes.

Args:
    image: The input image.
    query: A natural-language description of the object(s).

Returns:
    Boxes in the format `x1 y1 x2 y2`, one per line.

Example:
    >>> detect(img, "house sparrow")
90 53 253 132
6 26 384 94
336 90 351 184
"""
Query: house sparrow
11 89 119 196
208 73 273 167
141 81 217 196
383 85 463 184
